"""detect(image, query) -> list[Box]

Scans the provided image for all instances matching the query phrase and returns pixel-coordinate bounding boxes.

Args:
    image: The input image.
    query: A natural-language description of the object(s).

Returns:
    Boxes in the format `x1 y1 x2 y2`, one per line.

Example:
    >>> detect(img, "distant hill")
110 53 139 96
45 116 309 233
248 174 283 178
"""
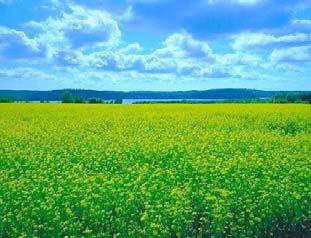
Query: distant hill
0 89 309 101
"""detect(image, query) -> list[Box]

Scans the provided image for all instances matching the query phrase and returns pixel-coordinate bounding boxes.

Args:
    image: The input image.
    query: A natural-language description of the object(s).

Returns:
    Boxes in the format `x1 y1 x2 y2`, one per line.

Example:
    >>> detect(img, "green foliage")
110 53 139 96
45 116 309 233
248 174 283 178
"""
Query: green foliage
114 98 123 104
0 96 14 103
61 91 87 104
273 92 311 104
0 104 310 237
88 98 104 104
61 91 75 103
74 97 86 104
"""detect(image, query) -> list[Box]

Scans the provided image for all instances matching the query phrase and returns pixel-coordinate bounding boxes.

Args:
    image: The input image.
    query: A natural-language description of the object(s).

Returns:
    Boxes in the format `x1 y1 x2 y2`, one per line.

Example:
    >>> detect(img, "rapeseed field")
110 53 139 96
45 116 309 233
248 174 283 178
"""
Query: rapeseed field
0 104 310 237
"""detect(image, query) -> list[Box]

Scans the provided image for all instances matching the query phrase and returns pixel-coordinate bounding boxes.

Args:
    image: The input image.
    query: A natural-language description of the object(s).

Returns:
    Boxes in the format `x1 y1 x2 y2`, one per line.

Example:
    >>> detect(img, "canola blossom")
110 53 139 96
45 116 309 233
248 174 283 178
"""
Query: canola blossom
0 104 310 237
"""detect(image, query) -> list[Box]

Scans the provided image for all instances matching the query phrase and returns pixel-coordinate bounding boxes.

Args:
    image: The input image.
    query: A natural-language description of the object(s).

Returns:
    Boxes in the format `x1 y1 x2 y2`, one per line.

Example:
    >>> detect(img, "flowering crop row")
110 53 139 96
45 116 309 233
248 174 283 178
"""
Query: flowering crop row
0 104 310 237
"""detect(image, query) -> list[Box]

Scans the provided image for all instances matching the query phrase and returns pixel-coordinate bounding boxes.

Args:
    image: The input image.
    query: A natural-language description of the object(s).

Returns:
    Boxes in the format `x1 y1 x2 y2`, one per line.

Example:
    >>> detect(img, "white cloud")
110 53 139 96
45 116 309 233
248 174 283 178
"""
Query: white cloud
53 31 264 80
59 50 167 74
0 68 51 79
270 45 311 63
217 52 262 66
50 0 60 7
292 19 311 28
154 32 213 59
118 6 134 22
118 43 143 53
232 32 311 50
0 26 270 85
53 32 215 75
0 27 46 60
291 19 311 32
28 4 121 57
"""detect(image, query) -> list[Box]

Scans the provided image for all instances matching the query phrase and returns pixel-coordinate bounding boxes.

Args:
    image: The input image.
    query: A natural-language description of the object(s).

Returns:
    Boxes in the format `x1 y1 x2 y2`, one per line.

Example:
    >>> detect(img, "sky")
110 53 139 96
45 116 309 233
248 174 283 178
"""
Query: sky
0 0 310 91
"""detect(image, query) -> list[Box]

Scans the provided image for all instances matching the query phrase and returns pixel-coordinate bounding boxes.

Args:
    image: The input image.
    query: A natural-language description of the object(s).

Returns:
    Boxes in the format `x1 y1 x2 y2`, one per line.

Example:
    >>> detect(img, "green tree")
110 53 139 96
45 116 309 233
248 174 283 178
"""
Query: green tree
74 97 86 104
114 98 123 104
61 91 75 103
88 98 104 104
0 96 14 103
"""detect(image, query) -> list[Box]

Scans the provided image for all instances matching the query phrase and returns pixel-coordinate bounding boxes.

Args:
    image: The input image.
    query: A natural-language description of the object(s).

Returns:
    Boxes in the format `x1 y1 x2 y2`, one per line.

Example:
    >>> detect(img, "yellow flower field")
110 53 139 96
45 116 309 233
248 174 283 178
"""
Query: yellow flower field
0 104 310 237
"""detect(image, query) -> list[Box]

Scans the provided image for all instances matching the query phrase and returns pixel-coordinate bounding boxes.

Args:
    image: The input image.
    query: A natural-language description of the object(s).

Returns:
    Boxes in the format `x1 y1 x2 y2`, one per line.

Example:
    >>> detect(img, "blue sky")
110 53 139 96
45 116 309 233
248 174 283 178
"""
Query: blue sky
0 0 310 91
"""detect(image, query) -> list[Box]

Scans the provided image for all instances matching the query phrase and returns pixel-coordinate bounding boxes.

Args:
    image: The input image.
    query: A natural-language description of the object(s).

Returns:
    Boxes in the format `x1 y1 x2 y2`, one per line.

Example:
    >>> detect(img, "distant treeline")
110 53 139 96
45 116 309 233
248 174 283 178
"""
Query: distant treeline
272 93 311 104
134 93 311 104
0 96 14 103
0 91 123 104
133 100 264 104
0 89 310 104
0 88 285 101
61 91 122 104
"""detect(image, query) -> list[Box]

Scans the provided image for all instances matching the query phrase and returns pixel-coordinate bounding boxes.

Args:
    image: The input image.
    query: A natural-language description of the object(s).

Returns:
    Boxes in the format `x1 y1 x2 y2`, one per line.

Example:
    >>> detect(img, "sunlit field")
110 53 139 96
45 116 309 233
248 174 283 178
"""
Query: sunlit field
0 104 310 237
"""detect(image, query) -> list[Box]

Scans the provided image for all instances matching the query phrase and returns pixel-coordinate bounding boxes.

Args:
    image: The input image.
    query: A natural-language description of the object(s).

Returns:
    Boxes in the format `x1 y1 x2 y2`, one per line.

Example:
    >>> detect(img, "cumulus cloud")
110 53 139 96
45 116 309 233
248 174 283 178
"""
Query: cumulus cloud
0 67 50 79
292 19 311 28
118 43 143 53
176 60 233 78
217 52 262 66
154 32 214 59
61 50 177 74
118 6 134 22
53 32 214 74
0 0 310 90
291 19 311 33
28 4 121 56
53 31 253 79
0 27 46 60
232 32 311 50
0 19 268 82
270 45 311 63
